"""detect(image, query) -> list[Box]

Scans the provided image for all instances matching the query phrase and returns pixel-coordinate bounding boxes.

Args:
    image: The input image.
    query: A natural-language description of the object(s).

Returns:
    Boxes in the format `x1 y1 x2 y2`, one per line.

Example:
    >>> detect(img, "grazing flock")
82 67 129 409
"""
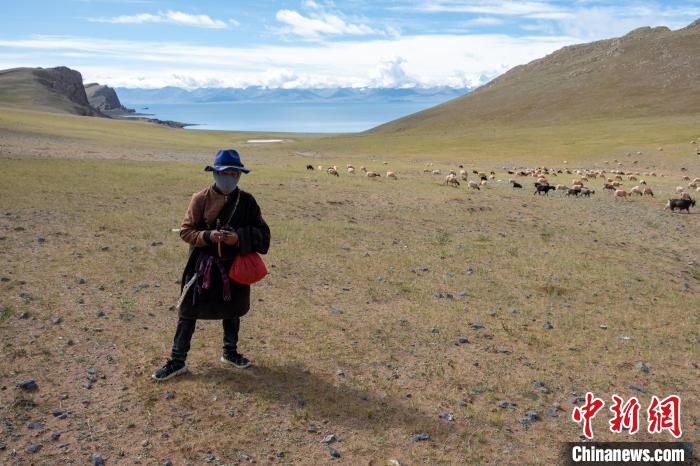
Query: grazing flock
305 160 697 213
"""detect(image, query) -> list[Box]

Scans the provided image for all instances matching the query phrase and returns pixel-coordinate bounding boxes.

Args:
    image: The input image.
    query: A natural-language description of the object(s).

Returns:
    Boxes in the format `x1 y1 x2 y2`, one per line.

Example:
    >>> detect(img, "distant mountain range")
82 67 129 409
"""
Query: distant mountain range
115 86 471 105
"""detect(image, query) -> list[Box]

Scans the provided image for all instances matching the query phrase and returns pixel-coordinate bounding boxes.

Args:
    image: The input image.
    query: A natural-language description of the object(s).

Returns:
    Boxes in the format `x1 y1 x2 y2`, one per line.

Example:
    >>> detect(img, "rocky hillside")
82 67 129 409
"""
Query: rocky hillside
0 66 103 116
370 19 700 134
85 82 133 114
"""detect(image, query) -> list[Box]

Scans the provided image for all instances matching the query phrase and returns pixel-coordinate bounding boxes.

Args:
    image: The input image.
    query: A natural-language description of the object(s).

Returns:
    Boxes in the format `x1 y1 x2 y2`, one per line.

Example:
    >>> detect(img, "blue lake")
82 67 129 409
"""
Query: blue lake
119 101 446 133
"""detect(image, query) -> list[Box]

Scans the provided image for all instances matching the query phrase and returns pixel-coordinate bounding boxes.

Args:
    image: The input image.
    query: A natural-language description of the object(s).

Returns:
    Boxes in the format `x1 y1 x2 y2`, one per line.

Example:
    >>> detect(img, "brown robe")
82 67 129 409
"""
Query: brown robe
178 185 270 320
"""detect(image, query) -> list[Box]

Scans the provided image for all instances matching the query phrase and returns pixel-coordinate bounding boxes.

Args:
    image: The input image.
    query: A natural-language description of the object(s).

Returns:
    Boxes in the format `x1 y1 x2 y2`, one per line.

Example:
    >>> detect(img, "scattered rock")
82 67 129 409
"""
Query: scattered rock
431 326 439 334
546 407 559 417
27 421 44 429
497 400 516 409
411 432 430 442
19 292 32 300
432 292 445 298
469 322 483 330
636 362 650 373
16 380 38 391
628 384 646 393
95 309 106 318
524 410 540 421
52 410 67 419
18 311 30 319
78 278 86 285
52 317 63 325
439 412 455 422
321 434 336 444
51 431 61 440
533 381 545 389
336 369 345 377
100 246 109 251
37 237 46 243
307 426 318 433
329 306 343 315
457 336 469 344
150 241 163 246
92 453 105 466
496 346 510 354
165 391 175 400
543 321 554 330
26 444 42 453
329 447 341 458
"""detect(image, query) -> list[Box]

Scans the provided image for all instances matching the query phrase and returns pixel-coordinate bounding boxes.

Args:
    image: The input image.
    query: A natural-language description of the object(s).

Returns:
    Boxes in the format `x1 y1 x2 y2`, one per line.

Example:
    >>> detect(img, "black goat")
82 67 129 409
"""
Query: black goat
480 175 488 181
666 197 696 213
306 164 314 170
534 184 555 195
511 181 523 189
566 187 581 197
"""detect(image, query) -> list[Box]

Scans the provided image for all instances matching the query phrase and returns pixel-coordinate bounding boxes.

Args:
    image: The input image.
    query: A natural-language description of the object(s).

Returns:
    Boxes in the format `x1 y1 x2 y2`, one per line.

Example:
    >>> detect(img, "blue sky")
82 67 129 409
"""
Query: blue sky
1 0 698 88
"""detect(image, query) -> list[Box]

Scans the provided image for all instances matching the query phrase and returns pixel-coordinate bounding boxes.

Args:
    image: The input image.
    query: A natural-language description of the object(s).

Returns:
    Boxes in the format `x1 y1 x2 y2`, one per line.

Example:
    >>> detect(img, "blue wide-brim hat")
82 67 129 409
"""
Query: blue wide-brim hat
204 149 251 173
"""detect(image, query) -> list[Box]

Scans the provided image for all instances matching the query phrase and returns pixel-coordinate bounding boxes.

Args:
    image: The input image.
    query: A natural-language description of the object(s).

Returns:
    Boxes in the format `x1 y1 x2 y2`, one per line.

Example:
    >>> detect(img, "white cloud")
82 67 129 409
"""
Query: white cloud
368 57 416 87
0 33 577 89
275 9 379 39
408 0 570 17
463 16 507 26
88 10 230 29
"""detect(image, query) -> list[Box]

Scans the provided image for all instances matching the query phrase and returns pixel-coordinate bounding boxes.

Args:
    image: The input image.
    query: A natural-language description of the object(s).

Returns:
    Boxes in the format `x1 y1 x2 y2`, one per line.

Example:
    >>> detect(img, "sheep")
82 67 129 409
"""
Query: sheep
580 188 595 197
614 175 623 181
468 180 480 190
693 178 700 184
614 189 628 199
489 174 495 180
639 179 647 185
566 187 581 197
480 179 488 187
432 169 442 175
682 176 690 181
643 187 654 196
386 171 397 179
629 186 643 196
612 181 622 187
346 164 354 169
665 197 696 212
449 169 457 176
511 181 523 189
347 167 355 174
480 175 488 181
327 167 339 177
446 177 460 187
696 187 700 192
681 192 692 200
361 166 367 172
676 186 685 193
689 182 698 189
366 171 381 178
538 177 549 185
556 184 568 192
306 164 314 170
318 165 323 171
628 175 637 181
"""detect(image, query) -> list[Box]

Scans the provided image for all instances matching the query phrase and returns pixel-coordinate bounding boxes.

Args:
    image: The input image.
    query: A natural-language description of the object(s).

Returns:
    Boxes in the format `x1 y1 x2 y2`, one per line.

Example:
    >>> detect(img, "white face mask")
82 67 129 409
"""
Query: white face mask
213 173 239 193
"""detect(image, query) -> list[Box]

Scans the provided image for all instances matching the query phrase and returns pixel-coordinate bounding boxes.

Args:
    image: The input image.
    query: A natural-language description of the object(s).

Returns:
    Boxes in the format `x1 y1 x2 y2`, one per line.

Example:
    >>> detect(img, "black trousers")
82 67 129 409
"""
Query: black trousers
170 316 240 362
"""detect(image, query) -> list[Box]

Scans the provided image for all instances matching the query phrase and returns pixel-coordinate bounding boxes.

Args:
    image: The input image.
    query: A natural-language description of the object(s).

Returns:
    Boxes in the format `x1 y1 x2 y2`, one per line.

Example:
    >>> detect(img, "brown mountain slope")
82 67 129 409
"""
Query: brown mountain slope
369 19 700 135
0 66 102 116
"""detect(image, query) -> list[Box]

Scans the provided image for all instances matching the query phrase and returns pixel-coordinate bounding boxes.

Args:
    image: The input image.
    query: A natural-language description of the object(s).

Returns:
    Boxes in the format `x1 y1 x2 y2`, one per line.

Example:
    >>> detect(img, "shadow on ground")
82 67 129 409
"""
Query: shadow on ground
186 362 453 437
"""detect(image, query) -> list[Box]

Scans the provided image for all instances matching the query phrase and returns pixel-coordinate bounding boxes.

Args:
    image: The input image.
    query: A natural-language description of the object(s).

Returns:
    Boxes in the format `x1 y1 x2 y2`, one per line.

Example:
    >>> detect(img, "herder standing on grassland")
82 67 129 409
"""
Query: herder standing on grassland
152 149 271 381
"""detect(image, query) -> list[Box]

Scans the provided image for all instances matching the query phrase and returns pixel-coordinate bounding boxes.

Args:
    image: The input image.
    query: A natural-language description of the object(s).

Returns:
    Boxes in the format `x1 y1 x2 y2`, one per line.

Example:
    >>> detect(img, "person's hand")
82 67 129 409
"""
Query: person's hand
221 231 239 245
210 230 225 243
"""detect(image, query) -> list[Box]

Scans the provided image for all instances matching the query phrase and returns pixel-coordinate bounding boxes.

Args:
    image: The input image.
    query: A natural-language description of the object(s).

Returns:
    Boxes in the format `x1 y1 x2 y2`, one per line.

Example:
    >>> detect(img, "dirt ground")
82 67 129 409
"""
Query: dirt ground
0 114 699 465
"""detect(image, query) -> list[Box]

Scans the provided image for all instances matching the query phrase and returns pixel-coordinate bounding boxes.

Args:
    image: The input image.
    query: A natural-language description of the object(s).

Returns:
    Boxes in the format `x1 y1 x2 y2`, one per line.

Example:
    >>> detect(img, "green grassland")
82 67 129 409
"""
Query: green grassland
0 107 699 464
